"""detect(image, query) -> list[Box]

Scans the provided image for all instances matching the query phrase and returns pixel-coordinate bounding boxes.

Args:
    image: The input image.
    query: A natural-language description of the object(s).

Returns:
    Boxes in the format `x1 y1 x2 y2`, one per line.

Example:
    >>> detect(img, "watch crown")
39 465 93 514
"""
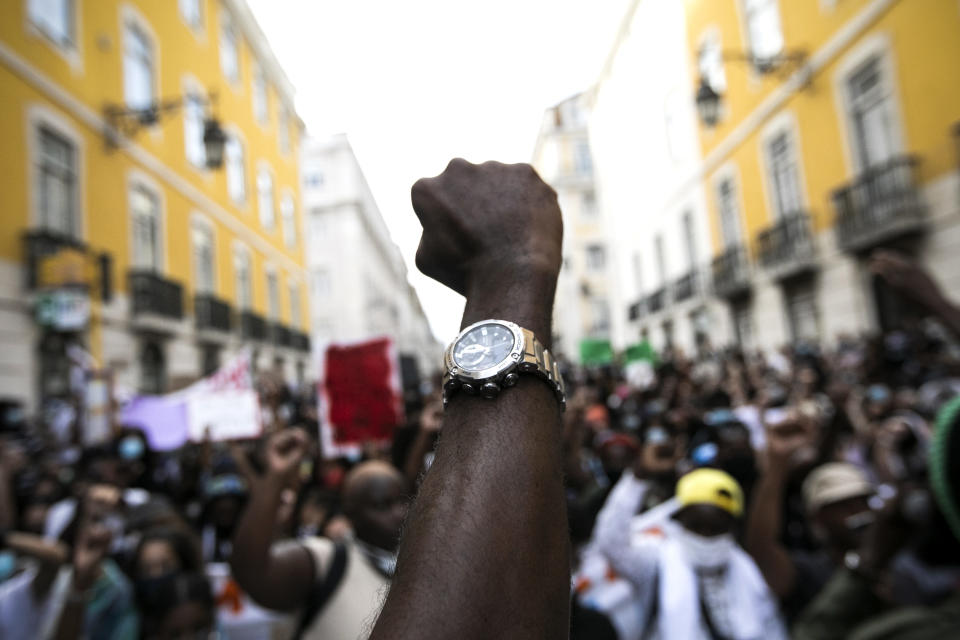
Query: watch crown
481 383 500 398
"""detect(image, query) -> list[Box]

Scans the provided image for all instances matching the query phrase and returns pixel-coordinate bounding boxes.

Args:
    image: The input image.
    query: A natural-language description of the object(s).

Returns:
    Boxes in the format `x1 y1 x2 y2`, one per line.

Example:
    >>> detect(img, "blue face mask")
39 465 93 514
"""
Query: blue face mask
118 436 145 461
0 551 16 582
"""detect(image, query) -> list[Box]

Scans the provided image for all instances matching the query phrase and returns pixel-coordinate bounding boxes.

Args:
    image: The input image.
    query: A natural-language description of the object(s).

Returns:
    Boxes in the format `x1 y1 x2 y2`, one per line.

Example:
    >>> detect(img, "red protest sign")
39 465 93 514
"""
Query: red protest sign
319 338 403 458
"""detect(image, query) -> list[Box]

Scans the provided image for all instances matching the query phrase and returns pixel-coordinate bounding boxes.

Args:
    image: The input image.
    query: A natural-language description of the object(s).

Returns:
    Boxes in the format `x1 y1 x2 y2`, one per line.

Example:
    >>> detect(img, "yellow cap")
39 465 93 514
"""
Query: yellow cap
676 468 744 517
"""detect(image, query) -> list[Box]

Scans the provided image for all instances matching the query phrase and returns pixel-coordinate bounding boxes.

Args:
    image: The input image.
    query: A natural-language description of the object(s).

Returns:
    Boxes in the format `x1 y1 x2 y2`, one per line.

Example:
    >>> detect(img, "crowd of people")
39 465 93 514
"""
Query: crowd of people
2 159 960 639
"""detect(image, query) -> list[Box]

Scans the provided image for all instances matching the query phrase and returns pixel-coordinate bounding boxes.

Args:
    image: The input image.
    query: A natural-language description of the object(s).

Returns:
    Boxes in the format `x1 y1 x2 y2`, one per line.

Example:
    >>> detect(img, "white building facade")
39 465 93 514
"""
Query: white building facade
588 0 730 356
532 93 625 363
301 134 441 379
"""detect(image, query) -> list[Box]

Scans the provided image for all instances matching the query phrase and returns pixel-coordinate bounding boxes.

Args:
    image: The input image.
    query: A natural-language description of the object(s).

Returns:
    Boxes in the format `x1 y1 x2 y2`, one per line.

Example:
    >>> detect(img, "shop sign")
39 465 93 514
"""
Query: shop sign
38 247 93 288
36 289 91 330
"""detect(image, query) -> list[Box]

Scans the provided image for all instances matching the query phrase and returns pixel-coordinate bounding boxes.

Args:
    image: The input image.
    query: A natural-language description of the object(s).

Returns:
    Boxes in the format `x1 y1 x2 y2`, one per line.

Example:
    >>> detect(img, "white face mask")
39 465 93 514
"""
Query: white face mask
672 525 736 570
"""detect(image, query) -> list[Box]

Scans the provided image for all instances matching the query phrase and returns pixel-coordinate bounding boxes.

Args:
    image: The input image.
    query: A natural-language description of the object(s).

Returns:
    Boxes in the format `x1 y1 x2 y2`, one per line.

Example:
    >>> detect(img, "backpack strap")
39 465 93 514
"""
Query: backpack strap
295 541 349 639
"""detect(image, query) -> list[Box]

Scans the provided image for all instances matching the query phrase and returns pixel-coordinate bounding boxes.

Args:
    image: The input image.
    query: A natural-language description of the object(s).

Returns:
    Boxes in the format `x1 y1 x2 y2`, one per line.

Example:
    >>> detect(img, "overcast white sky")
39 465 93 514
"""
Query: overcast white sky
248 0 633 344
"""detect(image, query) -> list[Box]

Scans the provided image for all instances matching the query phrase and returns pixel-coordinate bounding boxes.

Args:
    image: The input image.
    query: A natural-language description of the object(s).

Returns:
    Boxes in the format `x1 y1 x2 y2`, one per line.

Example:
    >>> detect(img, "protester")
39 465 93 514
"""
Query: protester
230 428 406 639
2 155 960 639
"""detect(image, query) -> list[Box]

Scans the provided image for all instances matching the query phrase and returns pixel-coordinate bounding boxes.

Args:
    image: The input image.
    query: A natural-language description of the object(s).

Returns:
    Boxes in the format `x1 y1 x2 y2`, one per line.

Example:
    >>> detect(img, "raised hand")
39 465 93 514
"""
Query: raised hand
71 519 112 591
264 428 310 485
411 159 562 304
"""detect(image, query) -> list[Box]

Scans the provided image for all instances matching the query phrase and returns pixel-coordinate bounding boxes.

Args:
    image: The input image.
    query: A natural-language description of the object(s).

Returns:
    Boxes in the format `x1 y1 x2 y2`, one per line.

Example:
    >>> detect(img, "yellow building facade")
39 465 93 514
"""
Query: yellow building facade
0 0 312 410
683 0 960 347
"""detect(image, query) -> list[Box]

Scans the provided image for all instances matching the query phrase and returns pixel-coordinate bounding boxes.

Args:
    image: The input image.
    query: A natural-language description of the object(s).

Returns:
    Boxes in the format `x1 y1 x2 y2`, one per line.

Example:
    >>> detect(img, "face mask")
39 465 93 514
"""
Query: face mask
118 436 145 461
135 571 177 604
672 525 736 570
0 551 16 582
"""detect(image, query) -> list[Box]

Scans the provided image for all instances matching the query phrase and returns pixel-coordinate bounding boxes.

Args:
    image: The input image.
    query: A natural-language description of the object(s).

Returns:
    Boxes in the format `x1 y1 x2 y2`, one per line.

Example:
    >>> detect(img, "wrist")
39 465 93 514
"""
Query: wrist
463 263 558 349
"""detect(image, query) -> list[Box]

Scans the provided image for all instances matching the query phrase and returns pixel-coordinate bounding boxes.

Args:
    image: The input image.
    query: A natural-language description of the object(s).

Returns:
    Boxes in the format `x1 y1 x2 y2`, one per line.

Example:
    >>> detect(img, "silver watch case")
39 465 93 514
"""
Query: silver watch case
443 319 525 399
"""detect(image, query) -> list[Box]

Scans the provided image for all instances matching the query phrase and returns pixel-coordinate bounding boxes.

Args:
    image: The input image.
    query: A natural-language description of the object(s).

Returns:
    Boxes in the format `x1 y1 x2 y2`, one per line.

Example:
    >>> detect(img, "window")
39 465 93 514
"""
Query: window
179 0 203 31
29 0 74 46
305 171 324 188
581 190 597 218
234 248 252 309
219 11 240 84
140 341 166 394
732 300 754 347
200 344 220 376
252 64 268 125
278 105 291 154
184 92 206 168
632 253 644 294
682 211 698 271
130 185 161 271
743 0 784 66
266 271 280 320
698 32 726 93
785 282 819 342
310 269 331 298
590 299 611 335
847 57 897 170
257 169 275 229
225 136 246 204
654 235 667 285
36 126 78 237
281 194 297 247
192 223 215 293
574 141 593 175
288 281 301 328
586 245 606 271
123 21 154 110
767 131 803 218
716 178 742 249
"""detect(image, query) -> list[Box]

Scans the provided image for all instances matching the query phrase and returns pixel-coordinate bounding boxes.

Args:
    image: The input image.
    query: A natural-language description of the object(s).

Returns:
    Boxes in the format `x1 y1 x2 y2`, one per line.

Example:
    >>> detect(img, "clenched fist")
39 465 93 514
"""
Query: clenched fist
411 159 562 297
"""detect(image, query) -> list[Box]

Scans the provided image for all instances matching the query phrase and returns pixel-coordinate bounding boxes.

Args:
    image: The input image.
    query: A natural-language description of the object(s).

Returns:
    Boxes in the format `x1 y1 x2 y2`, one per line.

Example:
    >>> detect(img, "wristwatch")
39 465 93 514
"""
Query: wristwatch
442 319 565 411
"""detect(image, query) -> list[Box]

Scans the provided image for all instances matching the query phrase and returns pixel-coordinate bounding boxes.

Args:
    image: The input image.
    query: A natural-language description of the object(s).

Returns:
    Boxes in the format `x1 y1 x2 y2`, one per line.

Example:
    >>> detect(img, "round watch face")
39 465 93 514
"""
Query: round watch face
453 322 516 373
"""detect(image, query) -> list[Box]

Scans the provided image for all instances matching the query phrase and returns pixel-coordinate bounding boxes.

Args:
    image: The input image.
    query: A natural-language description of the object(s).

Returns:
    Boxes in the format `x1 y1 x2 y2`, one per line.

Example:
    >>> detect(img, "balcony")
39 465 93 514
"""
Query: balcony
129 270 184 321
291 330 311 352
627 299 646 322
673 270 700 303
711 245 752 299
646 287 667 314
194 294 231 333
757 212 817 281
239 310 267 341
270 323 295 348
832 155 925 253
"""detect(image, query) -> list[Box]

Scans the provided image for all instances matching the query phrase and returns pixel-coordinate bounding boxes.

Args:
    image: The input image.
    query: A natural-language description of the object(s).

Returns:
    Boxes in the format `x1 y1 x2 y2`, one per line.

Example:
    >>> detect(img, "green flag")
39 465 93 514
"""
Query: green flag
580 338 614 366
624 340 657 365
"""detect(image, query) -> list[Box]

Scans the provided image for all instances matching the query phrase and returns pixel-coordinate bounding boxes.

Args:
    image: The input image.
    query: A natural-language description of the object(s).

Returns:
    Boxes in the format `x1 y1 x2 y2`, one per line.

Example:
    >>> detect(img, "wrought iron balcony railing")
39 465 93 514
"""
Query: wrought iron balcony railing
832 155 925 253
129 270 184 320
711 245 752 299
194 294 231 333
239 310 267 341
757 212 817 280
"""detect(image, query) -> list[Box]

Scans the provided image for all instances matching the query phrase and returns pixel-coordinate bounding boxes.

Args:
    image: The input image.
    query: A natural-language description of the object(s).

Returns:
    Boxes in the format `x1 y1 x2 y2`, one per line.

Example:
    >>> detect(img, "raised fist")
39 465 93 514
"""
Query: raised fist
411 159 563 298
265 428 310 483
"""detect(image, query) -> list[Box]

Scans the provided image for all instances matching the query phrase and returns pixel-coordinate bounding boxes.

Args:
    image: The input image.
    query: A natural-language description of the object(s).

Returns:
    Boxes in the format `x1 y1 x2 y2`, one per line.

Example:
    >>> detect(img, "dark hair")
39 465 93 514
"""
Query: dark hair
134 528 202 576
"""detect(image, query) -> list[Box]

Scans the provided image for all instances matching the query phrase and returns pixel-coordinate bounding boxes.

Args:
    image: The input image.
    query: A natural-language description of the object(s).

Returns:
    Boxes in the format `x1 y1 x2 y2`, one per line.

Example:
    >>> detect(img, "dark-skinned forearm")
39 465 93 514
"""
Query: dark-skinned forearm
230 475 292 608
745 464 795 598
371 274 569 639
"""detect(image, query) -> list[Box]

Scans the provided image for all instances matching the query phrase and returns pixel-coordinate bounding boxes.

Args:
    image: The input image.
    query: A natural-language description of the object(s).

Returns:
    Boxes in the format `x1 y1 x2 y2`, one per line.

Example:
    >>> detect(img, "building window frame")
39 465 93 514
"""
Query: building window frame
219 7 241 87
27 105 85 239
585 244 606 272
232 242 253 310
288 278 301 329
740 0 785 67
252 62 269 126
278 104 291 155
832 32 906 176
265 267 280 321
121 7 158 112
280 190 297 248
178 0 204 35
697 28 726 95
127 170 165 272
190 214 217 295
26 0 78 57
760 111 808 220
225 128 248 207
712 163 745 251
182 76 208 170
257 164 276 231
